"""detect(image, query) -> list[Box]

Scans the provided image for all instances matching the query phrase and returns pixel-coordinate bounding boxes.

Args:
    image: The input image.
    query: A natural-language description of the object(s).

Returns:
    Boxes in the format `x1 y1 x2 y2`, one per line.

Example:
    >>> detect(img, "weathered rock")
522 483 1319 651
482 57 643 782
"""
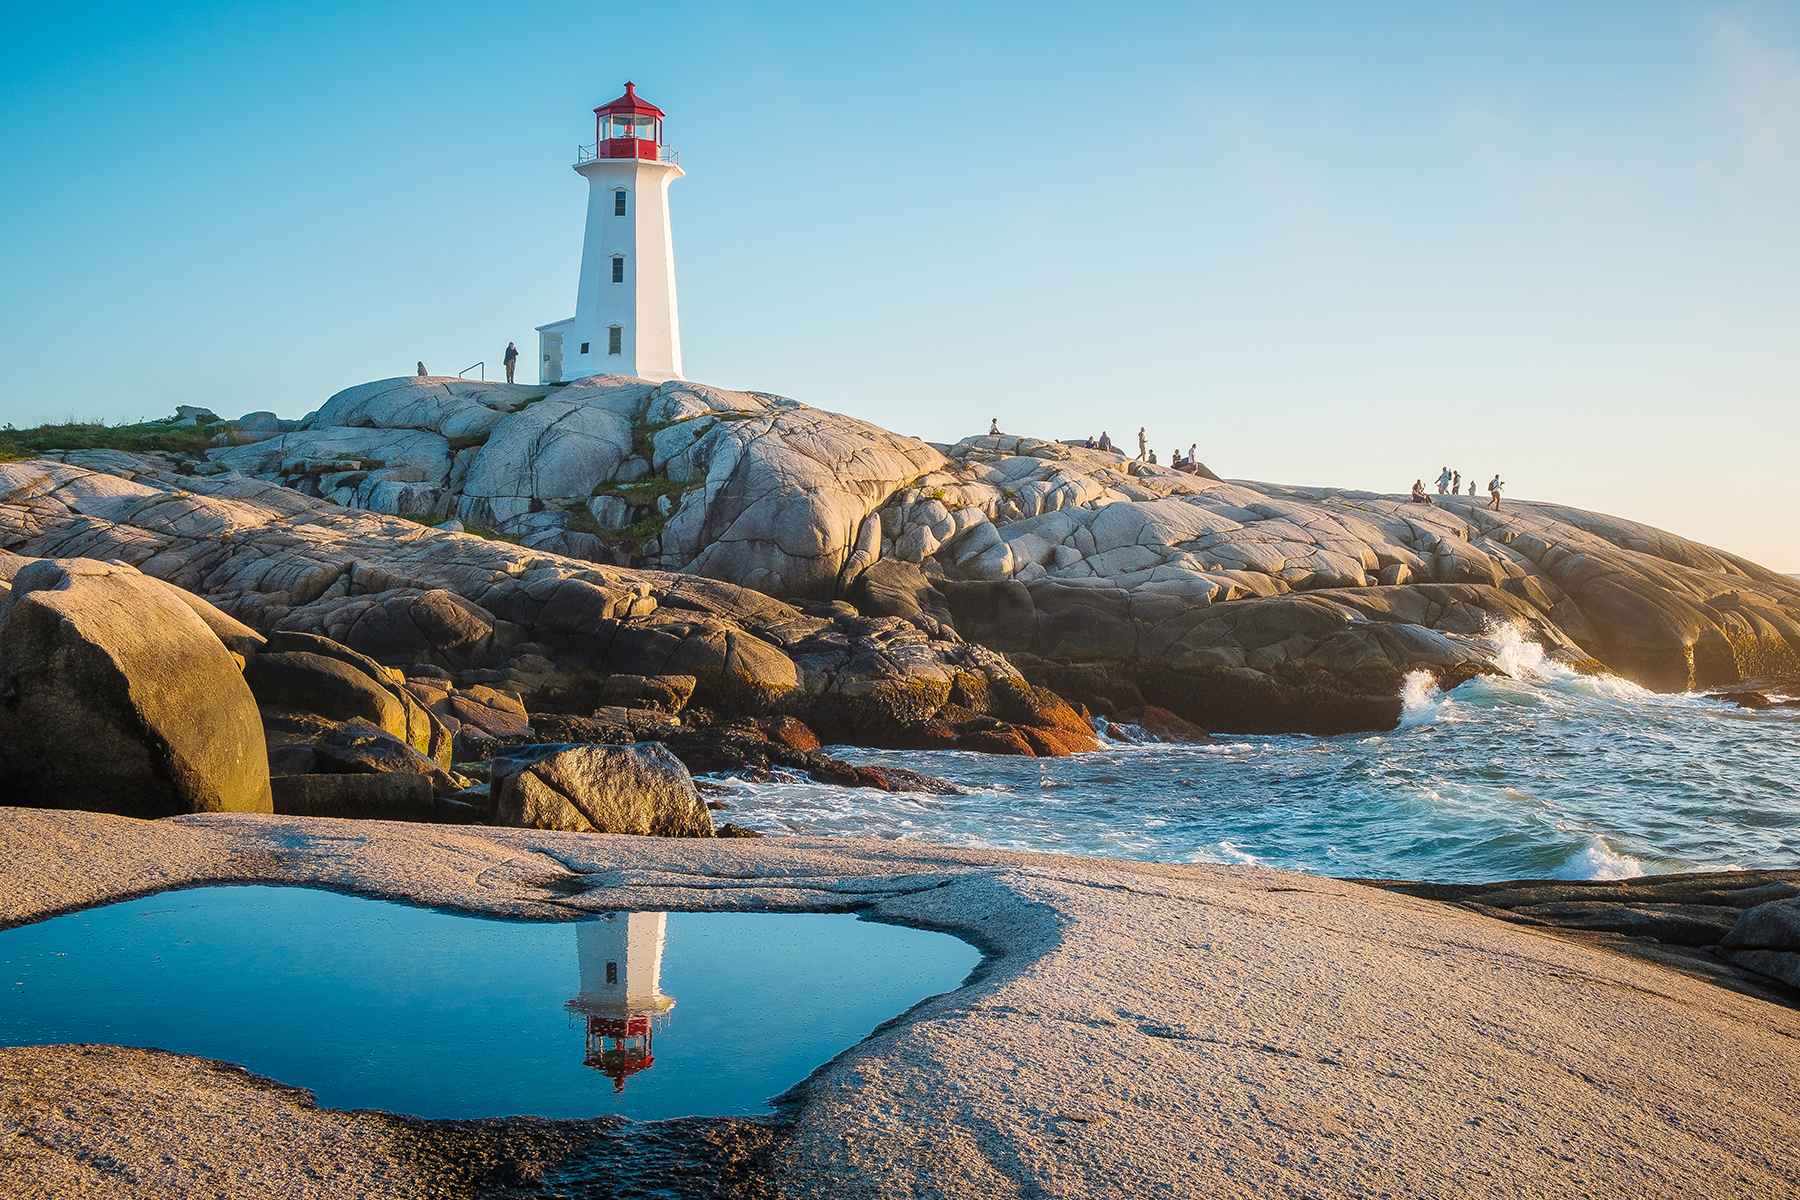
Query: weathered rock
308 719 467 795
1110 705 1213 743
490 742 714 836
249 631 451 765
0 559 271 816
1722 898 1800 989
1377 870 1800 1005
597 672 697 713
270 772 437 821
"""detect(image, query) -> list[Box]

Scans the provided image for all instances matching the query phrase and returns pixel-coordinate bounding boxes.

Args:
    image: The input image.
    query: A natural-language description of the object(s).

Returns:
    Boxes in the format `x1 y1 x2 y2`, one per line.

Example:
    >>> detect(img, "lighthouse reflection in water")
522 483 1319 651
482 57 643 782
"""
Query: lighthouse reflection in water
567 912 676 1091
0 885 985 1120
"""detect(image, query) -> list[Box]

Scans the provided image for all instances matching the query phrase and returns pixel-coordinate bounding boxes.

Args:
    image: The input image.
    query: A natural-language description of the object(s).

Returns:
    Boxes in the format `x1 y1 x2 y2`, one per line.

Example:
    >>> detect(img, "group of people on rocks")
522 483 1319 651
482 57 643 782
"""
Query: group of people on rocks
1411 466 1506 510
990 419 1207 475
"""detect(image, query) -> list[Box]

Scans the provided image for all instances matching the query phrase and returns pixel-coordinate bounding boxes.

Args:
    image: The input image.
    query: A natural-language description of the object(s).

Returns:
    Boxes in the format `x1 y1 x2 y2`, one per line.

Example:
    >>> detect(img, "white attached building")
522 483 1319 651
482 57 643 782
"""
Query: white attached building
536 82 684 385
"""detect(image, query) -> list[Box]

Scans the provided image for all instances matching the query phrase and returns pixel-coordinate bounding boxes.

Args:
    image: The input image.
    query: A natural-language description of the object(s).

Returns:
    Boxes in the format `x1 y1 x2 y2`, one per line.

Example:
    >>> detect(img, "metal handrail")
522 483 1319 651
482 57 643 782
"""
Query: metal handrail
458 361 484 380
576 142 679 166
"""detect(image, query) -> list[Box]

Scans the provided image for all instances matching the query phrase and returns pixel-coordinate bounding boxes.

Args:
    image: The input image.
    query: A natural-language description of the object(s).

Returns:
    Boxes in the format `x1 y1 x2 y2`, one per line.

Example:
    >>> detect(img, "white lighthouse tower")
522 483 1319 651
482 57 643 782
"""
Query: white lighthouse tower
536 82 684 385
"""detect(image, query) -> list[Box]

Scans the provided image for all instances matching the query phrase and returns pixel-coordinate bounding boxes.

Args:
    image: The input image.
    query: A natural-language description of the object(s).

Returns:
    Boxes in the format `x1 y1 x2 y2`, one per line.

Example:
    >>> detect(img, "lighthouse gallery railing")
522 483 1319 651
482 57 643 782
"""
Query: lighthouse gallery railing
577 142 680 166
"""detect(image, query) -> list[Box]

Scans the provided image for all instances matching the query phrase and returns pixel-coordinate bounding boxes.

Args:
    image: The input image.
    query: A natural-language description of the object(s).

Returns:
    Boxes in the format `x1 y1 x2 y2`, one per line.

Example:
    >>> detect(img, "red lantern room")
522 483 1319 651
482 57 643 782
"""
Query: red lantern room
583 1014 656 1092
591 81 666 162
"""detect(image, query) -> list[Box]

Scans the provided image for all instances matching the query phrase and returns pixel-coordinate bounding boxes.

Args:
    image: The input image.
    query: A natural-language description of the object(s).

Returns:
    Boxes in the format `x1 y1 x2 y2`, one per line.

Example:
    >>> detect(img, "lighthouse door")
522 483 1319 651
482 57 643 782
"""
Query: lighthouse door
542 332 564 384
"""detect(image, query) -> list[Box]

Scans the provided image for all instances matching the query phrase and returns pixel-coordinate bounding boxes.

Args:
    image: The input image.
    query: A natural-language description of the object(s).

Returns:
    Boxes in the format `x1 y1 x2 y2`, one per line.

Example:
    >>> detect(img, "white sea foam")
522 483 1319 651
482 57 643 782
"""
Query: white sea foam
1551 834 1645 881
1399 670 1449 727
1485 620 1573 682
1208 840 1265 867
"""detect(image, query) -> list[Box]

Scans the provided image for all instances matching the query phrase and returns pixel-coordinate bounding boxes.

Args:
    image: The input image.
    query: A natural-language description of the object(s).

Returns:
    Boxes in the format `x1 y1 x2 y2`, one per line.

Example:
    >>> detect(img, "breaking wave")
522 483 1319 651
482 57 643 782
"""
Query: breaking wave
710 620 1799 884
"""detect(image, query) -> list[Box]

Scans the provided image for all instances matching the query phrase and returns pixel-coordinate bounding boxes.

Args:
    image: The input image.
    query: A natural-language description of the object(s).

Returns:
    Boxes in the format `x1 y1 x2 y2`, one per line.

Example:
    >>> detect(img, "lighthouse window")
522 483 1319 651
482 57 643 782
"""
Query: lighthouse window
611 256 625 284
608 326 623 355
613 190 628 216
606 961 618 985
579 342 590 354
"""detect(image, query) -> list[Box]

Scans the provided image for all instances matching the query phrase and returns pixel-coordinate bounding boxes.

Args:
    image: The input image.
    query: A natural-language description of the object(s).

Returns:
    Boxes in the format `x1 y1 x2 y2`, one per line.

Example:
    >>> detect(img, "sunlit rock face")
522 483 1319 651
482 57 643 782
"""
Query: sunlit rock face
208 375 944 601
29 372 1800 733
869 435 1800 727
0 453 1095 753
0 557 272 816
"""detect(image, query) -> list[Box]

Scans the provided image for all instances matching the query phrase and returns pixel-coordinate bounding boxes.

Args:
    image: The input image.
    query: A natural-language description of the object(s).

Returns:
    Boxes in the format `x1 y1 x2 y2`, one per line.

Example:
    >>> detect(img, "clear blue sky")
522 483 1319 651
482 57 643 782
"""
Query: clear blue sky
4 1 1796 568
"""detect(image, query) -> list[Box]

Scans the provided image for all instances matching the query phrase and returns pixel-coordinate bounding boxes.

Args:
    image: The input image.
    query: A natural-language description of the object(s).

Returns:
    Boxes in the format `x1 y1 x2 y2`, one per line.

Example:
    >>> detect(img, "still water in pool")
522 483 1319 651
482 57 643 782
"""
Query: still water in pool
0 885 980 1120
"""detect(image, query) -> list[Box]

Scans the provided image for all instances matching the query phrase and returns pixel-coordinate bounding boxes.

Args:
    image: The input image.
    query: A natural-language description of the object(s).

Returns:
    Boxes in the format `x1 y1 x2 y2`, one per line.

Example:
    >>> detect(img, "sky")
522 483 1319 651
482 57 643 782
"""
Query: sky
3 1 1797 569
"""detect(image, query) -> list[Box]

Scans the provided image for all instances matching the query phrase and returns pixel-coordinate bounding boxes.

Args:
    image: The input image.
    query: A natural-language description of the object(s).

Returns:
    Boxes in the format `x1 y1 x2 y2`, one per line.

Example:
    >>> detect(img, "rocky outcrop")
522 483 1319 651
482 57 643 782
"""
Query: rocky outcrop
1722 896 1800 991
527 711 961 795
170 373 1800 733
490 742 714 836
1378 870 1800 1005
867 438 1800 725
0 558 272 816
0 453 1090 753
7 812 1800 1200
208 375 944 597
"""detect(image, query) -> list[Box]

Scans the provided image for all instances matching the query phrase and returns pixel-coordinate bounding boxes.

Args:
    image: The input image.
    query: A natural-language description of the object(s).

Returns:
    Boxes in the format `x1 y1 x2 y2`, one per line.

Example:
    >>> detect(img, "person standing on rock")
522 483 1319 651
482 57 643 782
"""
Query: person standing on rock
1452 469 1461 495
1188 442 1198 466
1488 474 1505 510
1137 427 1148 460
1436 467 1452 494
504 341 519 384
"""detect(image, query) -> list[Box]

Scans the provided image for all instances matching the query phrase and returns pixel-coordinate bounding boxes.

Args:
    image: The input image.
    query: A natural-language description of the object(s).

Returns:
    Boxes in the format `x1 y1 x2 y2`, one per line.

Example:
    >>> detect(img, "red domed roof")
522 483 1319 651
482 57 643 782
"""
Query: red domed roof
594 81 665 119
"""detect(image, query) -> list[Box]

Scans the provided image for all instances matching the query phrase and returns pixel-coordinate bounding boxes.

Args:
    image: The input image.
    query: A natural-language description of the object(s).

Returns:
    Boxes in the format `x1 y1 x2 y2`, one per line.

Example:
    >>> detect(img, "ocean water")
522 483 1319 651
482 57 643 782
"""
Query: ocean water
714 625 1800 883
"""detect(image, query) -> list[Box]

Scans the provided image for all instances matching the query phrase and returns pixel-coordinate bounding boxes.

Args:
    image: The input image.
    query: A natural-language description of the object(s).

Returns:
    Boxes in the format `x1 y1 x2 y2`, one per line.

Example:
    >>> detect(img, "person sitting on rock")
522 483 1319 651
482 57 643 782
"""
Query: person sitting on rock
1488 474 1505 510
989 417 1001 436
1410 479 1433 505
416 360 428 377
1147 449 1158 465
1097 430 1114 451
503 341 519 384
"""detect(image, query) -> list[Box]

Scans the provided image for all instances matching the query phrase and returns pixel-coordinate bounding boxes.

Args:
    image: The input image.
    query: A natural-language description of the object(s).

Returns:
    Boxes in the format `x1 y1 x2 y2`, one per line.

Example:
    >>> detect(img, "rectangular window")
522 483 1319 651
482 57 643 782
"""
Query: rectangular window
578 341 589 354
611 256 625 284
607 326 623 355
606 962 618 985
613 190 627 216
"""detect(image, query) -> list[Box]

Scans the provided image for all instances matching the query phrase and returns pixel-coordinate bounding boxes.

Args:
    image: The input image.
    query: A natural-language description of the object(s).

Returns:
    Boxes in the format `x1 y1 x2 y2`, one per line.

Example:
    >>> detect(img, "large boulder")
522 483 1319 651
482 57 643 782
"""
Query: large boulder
0 559 272 816
490 742 714 837
247 631 451 766
1721 898 1800 990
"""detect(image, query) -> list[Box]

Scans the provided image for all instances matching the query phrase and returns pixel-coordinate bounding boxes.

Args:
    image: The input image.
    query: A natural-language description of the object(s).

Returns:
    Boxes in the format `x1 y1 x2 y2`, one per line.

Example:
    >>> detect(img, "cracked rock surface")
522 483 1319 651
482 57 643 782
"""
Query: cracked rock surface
180 374 1800 731
3 808 1798 1199
0 454 1094 753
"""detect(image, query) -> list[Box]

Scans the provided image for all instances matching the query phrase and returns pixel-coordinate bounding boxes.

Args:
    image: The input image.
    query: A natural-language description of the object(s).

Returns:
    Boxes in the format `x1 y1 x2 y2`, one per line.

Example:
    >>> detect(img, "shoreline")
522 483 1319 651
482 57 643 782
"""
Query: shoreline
5 808 1798 1198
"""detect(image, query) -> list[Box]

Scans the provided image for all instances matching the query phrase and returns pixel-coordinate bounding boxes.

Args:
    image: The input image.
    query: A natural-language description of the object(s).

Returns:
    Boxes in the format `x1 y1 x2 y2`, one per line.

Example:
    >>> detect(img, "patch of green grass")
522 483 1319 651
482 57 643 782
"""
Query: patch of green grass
0 419 222 463
593 475 692 503
457 522 522 546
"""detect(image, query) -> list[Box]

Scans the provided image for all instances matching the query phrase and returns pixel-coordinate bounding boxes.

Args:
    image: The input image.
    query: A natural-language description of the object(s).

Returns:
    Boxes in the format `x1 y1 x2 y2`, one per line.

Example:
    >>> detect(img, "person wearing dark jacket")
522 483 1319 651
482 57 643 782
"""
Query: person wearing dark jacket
504 341 519 384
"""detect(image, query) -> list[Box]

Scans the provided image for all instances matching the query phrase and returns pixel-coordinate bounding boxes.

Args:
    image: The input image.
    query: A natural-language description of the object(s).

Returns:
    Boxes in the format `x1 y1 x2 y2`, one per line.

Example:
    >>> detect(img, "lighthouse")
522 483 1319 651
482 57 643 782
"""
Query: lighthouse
536 82 684 385
566 912 677 1091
